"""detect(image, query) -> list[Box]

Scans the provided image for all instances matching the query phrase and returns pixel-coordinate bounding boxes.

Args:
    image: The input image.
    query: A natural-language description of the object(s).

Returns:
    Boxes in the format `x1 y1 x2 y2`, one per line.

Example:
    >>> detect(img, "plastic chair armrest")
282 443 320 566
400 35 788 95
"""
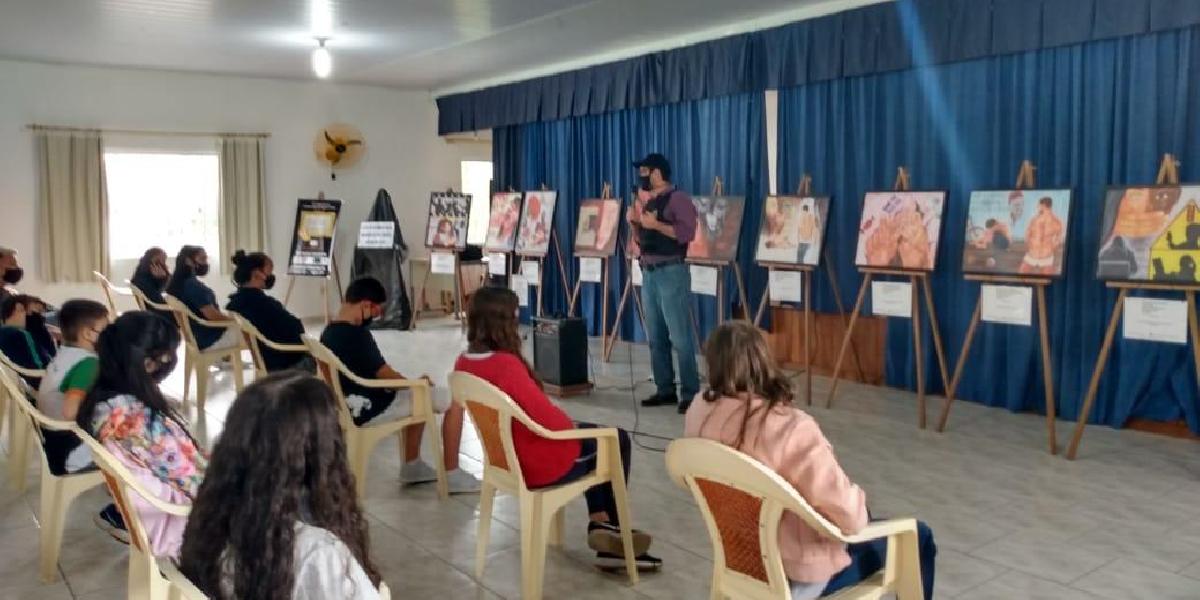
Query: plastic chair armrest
187 314 238 330
843 517 918 544
542 427 620 441
110 284 133 296
344 374 431 391
256 339 307 353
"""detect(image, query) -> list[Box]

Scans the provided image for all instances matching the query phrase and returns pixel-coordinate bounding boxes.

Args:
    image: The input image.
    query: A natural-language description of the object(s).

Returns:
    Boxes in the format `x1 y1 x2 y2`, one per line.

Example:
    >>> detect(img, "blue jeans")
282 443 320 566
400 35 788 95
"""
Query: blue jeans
820 520 936 599
640 261 699 402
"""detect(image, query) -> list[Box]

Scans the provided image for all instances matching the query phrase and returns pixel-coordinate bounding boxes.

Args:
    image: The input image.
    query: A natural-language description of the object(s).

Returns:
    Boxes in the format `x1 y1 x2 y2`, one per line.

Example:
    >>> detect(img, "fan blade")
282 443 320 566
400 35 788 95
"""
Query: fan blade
346 139 363 146
324 131 335 144
325 149 339 162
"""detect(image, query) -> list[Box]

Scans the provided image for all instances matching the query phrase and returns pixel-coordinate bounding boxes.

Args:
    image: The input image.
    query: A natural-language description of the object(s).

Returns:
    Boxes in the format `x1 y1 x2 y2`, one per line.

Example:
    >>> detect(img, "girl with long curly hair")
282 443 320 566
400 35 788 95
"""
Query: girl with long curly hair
179 371 383 599
453 287 661 571
683 321 936 600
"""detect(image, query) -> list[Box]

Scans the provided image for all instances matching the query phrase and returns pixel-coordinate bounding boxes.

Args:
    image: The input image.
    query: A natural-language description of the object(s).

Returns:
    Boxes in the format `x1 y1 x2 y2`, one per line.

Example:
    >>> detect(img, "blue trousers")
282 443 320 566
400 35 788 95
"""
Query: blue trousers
821 520 936 599
639 262 699 402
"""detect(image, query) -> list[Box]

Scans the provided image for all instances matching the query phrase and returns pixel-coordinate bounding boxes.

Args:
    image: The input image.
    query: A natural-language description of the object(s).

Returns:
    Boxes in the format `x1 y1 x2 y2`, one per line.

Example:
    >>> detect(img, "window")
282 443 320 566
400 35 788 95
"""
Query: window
461 160 493 246
104 147 220 272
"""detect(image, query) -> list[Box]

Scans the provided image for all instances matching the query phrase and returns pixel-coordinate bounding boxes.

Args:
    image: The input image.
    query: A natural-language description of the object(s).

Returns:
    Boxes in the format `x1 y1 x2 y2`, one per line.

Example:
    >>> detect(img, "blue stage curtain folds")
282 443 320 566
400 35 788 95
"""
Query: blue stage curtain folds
493 92 768 346
778 25 1200 433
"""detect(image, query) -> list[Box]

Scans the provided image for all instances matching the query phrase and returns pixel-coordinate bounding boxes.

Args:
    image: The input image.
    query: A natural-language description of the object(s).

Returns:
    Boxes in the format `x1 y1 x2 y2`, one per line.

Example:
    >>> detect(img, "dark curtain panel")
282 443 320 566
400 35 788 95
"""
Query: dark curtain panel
778 26 1200 433
492 92 768 345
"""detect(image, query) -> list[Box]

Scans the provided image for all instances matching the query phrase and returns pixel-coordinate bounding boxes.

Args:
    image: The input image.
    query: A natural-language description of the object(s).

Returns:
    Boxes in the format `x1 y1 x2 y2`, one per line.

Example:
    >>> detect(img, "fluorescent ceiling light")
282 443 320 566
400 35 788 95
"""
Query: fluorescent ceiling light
311 0 334 37
312 40 332 78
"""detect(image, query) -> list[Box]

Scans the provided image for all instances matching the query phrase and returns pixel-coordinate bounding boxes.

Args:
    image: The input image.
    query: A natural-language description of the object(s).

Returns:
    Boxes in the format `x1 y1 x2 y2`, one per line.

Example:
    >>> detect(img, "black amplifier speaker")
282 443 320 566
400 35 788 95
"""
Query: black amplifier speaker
532 316 589 387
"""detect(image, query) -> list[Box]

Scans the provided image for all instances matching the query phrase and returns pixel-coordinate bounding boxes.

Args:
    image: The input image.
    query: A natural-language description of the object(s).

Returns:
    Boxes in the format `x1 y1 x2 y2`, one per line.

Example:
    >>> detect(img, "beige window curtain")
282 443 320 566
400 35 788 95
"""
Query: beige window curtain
218 136 268 259
36 130 109 282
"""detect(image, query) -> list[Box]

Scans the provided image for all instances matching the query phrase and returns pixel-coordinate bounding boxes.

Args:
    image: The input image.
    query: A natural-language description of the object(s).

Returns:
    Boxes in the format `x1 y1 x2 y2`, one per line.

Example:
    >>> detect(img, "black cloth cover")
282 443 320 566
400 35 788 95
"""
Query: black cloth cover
350 189 413 330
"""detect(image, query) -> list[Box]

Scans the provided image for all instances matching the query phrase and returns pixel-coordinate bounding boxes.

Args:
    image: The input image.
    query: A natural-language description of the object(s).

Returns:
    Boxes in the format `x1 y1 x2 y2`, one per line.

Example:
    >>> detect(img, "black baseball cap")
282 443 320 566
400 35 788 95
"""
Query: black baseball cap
632 153 671 180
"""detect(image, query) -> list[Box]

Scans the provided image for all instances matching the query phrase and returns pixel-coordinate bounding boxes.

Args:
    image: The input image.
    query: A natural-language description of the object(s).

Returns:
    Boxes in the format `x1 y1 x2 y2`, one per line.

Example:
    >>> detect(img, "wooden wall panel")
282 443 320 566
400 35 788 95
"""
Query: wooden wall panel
766 307 886 385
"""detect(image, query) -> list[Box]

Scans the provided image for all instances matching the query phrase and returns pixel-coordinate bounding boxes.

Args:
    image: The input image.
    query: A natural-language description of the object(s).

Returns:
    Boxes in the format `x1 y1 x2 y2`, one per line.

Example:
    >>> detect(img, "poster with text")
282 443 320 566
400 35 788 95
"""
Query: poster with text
515 190 558 256
574 198 622 257
1096 185 1200 283
755 195 830 266
424 192 472 251
484 192 522 252
962 189 1071 277
287 198 341 276
687 196 745 263
854 191 947 271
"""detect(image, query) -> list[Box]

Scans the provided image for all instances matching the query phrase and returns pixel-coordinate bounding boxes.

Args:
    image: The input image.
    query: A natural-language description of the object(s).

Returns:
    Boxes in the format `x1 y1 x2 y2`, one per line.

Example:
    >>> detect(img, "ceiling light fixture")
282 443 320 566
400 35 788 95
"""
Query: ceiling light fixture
312 38 332 78
311 0 334 38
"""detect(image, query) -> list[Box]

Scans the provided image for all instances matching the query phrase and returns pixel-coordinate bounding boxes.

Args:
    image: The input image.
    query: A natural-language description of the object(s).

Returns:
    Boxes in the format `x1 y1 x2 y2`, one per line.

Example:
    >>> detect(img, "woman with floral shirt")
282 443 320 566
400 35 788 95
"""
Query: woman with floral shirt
77 310 207 557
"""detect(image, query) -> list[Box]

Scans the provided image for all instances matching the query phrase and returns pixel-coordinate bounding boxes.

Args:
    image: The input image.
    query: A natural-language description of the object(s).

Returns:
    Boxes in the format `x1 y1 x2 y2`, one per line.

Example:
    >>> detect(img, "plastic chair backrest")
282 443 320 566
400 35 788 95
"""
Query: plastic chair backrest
449 371 564 486
93 271 119 317
163 295 201 350
302 336 367 431
665 438 853 597
0 348 45 382
77 430 191 555
0 364 56 448
228 311 306 374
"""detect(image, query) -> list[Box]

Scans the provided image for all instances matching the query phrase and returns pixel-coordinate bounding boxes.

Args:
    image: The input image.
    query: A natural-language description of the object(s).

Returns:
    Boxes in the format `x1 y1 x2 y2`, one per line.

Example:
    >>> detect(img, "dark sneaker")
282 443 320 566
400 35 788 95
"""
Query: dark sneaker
594 551 663 573
94 504 130 545
640 392 678 407
677 400 692 414
587 521 652 556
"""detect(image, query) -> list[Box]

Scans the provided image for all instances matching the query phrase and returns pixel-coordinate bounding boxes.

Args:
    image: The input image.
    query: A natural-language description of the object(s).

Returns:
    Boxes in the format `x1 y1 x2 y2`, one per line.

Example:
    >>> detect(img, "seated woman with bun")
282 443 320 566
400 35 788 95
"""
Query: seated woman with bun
225 251 312 372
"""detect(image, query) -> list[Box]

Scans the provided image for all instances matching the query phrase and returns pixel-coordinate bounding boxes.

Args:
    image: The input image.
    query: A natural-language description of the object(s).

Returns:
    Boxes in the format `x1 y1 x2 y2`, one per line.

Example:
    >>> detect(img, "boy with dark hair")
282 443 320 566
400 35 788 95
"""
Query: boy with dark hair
35 298 128 542
0 294 53 386
320 277 479 493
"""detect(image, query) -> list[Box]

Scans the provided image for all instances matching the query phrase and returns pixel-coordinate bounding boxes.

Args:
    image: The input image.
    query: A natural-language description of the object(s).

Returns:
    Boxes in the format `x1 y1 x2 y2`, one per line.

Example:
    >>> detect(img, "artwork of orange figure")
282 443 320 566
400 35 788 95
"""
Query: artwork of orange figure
1019 196 1065 275
855 191 946 271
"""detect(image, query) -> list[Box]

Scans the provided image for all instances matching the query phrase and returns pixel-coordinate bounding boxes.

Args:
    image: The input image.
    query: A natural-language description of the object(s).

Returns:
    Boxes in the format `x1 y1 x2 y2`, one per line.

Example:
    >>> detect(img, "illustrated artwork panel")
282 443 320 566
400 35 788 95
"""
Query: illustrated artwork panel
854 191 947 271
515 190 558 255
962 189 1072 276
484 192 522 252
1097 185 1200 283
754 195 830 266
574 198 622 256
425 192 471 251
687 196 746 263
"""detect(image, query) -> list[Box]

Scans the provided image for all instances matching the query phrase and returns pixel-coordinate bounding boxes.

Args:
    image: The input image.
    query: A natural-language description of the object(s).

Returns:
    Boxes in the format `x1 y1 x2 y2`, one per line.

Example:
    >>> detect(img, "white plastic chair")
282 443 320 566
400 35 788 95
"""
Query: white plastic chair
227 311 307 379
93 270 133 318
449 372 639 600
162 295 245 414
304 336 448 500
0 364 106 582
665 438 924 600
0 349 44 491
129 285 172 315
78 432 191 600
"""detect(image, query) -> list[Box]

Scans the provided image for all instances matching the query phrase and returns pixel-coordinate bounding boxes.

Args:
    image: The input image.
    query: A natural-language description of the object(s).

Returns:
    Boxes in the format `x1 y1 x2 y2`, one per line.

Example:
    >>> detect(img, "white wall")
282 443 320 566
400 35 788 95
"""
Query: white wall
0 58 490 318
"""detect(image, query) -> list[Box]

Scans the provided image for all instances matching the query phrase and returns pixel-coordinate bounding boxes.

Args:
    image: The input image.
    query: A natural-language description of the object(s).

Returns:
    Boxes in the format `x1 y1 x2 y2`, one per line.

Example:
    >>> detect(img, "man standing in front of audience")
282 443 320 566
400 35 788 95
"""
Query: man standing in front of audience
626 153 700 414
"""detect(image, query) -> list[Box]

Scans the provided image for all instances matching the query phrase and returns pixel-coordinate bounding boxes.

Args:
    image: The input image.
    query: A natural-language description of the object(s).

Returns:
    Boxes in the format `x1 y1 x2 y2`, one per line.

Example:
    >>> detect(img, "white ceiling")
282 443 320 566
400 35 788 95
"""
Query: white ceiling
0 0 886 94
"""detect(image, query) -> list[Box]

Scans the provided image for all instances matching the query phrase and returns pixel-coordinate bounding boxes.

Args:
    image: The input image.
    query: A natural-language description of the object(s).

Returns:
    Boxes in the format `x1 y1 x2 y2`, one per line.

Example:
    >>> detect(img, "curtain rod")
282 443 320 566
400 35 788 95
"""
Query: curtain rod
26 124 270 138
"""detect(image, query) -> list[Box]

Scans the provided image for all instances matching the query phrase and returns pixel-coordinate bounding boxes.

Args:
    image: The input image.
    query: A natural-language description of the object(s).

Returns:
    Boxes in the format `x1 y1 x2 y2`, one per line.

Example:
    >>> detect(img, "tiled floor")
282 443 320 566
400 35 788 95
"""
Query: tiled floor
2 319 1199 599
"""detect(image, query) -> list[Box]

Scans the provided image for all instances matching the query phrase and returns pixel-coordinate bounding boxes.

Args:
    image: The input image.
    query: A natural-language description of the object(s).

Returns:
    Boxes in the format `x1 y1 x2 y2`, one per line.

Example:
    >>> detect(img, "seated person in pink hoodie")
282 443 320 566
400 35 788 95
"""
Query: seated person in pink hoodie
684 321 935 600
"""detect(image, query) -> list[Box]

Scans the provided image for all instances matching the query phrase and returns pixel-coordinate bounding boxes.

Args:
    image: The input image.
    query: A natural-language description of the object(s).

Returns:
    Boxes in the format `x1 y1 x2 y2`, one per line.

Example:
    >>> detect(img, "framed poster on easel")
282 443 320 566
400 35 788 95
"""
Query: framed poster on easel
514 188 569 316
1066 154 1200 459
686 177 750 345
415 190 471 327
940 160 1071 454
827 167 951 429
569 184 622 341
283 195 342 323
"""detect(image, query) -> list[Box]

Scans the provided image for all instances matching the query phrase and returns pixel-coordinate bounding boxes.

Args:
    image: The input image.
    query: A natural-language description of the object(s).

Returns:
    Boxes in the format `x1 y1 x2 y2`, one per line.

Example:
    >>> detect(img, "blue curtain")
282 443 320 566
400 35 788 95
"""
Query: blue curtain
493 92 768 345
778 26 1200 433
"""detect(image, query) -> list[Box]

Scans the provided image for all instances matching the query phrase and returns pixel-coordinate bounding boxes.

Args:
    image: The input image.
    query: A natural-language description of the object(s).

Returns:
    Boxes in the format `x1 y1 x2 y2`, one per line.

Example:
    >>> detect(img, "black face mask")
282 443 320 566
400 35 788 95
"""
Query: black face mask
194 263 210 277
638 175 652 192
264 274 276 290
151 355 178 383
3 267 23 285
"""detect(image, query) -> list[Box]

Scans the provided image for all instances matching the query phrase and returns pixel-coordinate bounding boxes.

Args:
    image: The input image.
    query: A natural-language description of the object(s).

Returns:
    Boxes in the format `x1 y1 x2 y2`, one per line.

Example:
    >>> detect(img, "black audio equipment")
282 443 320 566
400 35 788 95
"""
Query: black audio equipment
532 316 589 386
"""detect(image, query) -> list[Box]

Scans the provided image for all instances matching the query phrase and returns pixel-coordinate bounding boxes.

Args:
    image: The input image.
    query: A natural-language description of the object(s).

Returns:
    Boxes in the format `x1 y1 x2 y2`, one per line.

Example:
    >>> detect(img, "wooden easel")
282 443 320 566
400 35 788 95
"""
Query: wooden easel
603 228 650 361
282 191 343 325
826 167 951 429
568 183 618 343
514 184 570 316
1065 153 1196 459
412 188 467 329
937 161 1059 454
689 177 751 338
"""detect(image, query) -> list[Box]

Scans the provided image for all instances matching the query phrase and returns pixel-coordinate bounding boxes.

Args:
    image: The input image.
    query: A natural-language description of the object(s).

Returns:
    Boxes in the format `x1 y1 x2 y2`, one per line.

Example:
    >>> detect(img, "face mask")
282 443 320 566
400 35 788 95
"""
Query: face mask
3 267 23 285
151 355 178 383
638 175 652 192
264 274 276 290
194 263 210 277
